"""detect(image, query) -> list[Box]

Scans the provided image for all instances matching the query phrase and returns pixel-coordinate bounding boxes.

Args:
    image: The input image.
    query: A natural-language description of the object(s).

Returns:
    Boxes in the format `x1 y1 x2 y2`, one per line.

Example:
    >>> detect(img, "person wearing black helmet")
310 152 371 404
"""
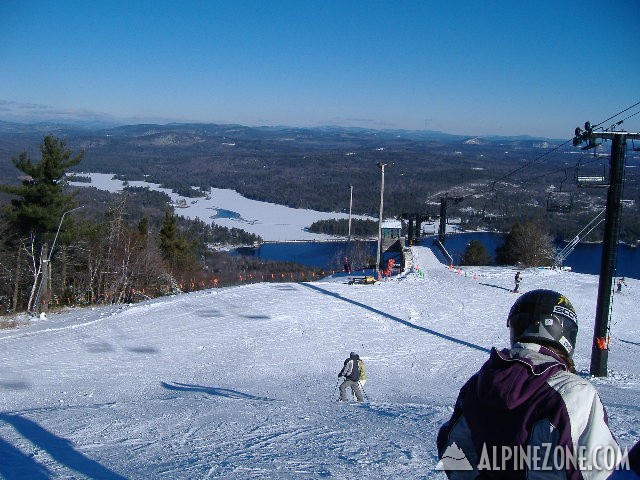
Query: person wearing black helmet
437 289 623 478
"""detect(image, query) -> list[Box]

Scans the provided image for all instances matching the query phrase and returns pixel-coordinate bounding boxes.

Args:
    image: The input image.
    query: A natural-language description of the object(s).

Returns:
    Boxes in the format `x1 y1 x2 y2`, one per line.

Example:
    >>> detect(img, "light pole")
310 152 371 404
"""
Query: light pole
345 184 353 273
33 205 84 313
376 163 388 277
49 205 84 263
347 184 353 244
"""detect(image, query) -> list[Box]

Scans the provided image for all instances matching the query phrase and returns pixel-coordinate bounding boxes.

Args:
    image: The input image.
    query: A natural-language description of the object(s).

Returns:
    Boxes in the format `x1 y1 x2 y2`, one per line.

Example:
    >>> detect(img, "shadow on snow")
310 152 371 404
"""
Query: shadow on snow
301 283 490 353
0 413 127 480
160 382 277 402
478 282 514 293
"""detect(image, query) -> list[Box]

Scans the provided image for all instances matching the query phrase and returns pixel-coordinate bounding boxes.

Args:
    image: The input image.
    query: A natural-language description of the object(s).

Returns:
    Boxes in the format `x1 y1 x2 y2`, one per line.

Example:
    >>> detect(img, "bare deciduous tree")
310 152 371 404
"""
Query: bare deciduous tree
497 220 555 267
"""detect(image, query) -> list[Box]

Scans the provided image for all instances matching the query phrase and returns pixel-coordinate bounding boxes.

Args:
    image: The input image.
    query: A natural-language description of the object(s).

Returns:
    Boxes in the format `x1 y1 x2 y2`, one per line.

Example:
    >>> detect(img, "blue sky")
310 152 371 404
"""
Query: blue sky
1 1 639 138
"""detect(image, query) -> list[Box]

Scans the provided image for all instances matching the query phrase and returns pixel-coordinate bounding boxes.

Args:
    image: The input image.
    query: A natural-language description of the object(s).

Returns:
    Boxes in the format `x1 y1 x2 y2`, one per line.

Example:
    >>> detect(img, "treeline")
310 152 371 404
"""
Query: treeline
0 136 322 316
308 218 379 237
3 123 639 243
459 220 556 268
180 217 261 249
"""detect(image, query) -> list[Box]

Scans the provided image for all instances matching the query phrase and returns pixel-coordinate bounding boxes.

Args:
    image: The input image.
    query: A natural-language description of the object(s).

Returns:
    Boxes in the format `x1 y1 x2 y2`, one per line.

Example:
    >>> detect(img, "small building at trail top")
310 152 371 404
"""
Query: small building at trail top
380 220 406 270
381 220 402 243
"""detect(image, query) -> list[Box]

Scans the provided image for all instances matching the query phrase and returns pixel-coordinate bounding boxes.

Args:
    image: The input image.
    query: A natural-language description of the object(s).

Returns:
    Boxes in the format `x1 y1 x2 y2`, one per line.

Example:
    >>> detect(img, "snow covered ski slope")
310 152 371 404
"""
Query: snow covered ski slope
0 246 638 479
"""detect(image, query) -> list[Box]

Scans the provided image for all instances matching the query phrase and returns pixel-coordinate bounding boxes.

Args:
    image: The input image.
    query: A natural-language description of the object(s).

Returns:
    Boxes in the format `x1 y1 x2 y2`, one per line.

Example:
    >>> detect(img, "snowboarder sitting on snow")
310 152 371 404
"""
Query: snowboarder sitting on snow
338 352 365 402
513 271 522 293
617 277 628 293
437 289 621 479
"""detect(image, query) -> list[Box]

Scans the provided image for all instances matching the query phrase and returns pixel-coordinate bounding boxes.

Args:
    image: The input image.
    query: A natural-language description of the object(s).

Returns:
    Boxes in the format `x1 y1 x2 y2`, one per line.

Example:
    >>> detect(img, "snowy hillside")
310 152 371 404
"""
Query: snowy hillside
1 246 638 479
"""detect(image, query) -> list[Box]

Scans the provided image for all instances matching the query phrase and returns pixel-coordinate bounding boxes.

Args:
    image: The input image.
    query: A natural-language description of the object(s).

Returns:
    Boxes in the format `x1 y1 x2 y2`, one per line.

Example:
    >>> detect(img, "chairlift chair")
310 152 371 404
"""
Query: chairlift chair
575 163 609 188
546 192 573 213
574 139 610 187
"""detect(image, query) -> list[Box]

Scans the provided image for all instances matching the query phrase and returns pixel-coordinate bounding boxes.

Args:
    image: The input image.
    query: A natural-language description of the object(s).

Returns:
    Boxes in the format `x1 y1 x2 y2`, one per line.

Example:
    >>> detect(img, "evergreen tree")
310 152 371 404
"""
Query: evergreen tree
496 223 523 266
158 210 197 273
138 217 149 236
0 136 83 239
0 136 84 311
460 239 491 266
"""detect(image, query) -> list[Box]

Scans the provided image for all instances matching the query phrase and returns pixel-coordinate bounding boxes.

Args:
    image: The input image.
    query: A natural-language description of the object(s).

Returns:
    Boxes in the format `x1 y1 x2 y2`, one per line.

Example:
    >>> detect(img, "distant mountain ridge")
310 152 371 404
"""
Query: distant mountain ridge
0 119 565 146
5 118 634 244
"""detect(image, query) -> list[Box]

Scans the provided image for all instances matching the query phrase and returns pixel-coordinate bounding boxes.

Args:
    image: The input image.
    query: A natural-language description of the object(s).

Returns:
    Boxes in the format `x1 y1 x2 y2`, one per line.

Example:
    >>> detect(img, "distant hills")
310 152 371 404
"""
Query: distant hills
2 119 637 243
0 119 564 146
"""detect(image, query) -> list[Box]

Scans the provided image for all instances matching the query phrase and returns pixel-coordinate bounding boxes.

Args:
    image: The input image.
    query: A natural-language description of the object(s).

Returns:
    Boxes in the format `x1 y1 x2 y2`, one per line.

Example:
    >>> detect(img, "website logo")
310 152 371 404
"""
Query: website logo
436 443 473 471
478 444 628 472
436 443 631 473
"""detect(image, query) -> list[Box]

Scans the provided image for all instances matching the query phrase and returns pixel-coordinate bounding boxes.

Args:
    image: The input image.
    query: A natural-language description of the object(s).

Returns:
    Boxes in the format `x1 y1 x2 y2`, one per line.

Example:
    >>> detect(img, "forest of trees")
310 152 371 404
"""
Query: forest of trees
0 136 323 315
1 122 638 244
458 221 555 268
308 218 379 237
2 123 637 316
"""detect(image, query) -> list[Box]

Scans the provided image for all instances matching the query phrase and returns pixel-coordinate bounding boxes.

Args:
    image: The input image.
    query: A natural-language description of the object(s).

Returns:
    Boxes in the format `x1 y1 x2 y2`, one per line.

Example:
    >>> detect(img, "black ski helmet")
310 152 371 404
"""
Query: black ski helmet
507 289 578 356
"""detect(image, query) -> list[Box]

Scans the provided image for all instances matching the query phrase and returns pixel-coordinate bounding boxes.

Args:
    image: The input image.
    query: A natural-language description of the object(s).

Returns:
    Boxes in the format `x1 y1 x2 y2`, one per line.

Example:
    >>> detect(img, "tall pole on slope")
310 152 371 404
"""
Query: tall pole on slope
439 195 447 244
34 205 84 314
347 184 353 245
376 163 388 278
590 133 626 377
573 124 640 377
346 184 353 273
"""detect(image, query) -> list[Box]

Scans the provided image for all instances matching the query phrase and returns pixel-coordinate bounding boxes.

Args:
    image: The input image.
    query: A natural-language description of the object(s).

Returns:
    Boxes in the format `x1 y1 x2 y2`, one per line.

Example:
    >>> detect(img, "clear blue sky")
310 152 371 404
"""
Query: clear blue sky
1 0 639 138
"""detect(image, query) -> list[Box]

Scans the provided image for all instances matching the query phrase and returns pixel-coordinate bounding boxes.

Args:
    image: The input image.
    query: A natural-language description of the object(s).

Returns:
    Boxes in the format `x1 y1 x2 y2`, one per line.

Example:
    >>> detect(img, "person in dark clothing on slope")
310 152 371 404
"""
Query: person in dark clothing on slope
338 352 364 402
437 289 622 479
513 271 522 293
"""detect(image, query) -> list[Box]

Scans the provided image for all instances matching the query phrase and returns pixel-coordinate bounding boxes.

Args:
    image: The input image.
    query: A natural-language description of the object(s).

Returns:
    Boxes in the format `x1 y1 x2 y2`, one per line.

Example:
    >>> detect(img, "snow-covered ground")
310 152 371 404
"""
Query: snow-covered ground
1 246 638 479
69 173 372 241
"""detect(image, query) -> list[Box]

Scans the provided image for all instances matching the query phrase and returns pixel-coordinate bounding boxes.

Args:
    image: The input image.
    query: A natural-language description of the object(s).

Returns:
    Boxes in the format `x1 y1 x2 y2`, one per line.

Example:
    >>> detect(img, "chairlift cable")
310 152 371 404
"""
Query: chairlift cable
470 140 573 199
593 101 640 131
522 163 574 185
605 109 640 132
554 208 606 265
469 102 639 200
619 109 640 123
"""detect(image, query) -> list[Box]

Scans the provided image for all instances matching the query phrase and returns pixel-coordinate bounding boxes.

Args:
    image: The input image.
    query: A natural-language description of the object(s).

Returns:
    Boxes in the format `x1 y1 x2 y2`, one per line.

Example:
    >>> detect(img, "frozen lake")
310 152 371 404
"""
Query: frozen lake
70 173 372 242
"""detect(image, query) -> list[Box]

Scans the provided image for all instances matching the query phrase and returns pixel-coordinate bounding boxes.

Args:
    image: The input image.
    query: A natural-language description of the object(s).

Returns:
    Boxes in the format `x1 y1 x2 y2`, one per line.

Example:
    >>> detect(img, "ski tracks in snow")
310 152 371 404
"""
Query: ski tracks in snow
1 245 638 478
199 399 444 479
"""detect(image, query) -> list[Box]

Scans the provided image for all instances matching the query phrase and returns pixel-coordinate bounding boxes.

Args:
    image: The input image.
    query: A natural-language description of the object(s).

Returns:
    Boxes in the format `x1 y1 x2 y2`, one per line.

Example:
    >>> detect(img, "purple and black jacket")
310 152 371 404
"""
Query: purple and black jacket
437 343 621 479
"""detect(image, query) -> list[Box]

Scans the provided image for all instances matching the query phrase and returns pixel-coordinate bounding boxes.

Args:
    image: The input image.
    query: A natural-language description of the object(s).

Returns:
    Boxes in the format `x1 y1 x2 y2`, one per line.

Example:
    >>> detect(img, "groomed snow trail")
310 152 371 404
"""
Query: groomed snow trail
0 246 638 479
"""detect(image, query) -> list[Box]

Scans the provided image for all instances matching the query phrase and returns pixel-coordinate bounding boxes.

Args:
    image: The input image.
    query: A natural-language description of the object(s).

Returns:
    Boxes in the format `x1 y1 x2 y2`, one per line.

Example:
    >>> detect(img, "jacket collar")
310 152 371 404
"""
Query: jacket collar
494 342 568 376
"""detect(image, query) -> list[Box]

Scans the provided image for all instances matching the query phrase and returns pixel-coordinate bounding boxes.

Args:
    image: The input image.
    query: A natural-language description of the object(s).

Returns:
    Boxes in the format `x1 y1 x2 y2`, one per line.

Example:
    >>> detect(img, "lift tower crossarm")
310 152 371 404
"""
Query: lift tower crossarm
573 120 640 145
593 132 640 141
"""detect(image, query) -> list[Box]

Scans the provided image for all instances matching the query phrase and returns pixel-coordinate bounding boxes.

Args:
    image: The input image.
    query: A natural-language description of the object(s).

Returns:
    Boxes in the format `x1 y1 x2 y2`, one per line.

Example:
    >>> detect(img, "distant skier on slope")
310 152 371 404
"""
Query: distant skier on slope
513 271 522 293
617 277 628 293
338 352 365 402
437 289 622 479
344 257 351 274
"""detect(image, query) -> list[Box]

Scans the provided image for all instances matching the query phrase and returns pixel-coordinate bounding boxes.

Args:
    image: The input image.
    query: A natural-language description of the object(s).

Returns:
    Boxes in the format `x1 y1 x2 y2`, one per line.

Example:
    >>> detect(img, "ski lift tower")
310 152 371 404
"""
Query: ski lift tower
438 194 464 244
572 123 640 377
